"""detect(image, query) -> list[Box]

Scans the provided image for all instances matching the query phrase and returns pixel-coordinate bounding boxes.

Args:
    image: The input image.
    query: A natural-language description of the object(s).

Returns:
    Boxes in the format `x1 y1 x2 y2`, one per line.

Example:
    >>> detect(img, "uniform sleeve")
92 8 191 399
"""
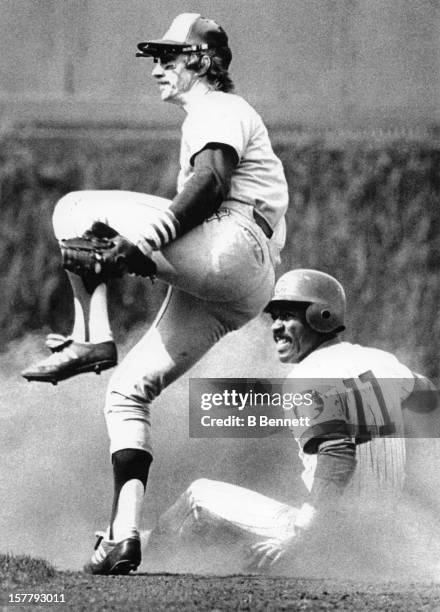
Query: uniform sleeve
134 144 237 255
184 105 248 164
284 382 352 455
309 439 357 507
169 144 237 233
293 438 356 533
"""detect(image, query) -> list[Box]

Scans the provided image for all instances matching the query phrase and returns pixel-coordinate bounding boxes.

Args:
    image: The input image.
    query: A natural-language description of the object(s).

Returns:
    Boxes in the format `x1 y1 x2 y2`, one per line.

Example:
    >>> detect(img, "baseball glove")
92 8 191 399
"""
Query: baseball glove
61 223 157 279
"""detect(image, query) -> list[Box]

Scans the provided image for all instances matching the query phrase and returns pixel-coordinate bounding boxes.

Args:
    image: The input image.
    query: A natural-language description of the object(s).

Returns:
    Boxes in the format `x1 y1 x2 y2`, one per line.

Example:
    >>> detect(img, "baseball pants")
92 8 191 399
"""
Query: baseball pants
156 478 298 540
146 475 409 576
52 191 276 455
141 478 298 573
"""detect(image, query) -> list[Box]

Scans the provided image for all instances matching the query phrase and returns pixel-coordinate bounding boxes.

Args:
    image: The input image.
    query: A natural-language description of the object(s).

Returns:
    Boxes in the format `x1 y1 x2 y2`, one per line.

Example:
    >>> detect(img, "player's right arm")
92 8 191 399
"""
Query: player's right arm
286 380 361 525
248 436 356 570
248 384 357 570
308 438 356 506
293 436 356 533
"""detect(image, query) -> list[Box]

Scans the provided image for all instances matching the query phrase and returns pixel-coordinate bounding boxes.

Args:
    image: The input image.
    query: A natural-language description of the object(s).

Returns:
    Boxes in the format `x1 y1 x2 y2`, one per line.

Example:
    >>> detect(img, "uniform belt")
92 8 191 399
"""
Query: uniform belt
222 199 274 239
253 209 273 239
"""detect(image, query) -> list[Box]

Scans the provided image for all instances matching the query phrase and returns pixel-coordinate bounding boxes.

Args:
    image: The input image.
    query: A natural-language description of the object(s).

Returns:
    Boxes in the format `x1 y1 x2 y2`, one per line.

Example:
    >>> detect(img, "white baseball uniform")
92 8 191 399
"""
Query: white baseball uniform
178 90 288 256
287 338 414 505
147 339 417 562
52 87 288 456
141 478 298 573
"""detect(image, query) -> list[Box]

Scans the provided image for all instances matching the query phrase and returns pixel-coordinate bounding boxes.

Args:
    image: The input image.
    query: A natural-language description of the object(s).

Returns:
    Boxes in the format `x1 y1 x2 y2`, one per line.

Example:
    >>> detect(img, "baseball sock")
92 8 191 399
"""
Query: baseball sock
88 283 113 343
68 273 113 343
109 449 153 542
111 480 145 542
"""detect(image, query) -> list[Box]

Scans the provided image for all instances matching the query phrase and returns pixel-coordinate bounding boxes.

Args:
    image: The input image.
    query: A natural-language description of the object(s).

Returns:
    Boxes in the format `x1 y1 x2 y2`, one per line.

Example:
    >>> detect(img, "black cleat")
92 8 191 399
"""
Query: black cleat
83 532 141 575
21 335 117 384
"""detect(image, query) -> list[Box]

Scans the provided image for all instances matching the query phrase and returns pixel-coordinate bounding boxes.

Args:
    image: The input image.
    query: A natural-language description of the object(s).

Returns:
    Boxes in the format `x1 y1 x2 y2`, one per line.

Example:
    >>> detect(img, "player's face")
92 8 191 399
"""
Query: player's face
152 54 198 104
270 305 318 363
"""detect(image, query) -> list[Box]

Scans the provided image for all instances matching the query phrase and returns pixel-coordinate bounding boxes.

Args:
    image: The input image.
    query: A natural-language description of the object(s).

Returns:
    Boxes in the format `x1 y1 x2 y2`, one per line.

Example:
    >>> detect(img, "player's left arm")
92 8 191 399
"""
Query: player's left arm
135 143 238 257
170 143 238 233
402 372 438 413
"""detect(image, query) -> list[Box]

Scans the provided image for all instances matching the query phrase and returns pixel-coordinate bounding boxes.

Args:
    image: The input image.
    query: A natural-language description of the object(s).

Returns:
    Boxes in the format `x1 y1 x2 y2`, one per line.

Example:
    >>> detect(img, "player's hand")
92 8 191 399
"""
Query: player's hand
246 534 297 571
61 230 156 279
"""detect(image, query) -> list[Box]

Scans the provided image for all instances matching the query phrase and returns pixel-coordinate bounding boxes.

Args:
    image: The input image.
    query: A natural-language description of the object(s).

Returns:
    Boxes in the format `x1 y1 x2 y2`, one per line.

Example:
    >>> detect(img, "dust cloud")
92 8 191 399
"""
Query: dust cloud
1 319 440 581
0 317 296 570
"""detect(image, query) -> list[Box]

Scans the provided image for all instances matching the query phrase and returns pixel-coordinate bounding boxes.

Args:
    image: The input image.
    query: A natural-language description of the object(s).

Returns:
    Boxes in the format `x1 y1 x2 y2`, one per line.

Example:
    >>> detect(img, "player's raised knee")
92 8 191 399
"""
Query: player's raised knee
186 478 215 498
52 191 85 237
53 191 82 216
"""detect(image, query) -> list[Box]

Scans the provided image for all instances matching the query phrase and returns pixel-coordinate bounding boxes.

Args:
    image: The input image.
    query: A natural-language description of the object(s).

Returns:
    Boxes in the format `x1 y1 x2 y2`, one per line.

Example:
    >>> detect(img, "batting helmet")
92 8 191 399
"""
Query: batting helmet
265 269 346 333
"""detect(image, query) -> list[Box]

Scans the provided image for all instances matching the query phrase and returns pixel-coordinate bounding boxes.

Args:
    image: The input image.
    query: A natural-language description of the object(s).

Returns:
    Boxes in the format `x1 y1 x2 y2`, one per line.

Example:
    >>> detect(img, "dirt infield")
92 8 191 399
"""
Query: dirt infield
3 570 440 611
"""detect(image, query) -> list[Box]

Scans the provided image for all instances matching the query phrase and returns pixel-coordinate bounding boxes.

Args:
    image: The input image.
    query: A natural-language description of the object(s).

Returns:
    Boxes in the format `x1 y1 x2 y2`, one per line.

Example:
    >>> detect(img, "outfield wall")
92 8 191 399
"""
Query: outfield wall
1 0 439 128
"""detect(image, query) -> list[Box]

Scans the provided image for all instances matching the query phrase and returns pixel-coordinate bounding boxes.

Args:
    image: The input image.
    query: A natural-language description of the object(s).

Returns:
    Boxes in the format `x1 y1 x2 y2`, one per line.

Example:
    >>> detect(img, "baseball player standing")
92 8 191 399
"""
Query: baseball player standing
22 13 289 574
139 269 437 573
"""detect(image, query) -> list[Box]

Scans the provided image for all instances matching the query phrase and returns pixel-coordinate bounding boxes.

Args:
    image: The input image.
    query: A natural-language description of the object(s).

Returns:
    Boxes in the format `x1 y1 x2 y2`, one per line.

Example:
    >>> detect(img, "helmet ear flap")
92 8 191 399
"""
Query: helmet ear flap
305 302 339 333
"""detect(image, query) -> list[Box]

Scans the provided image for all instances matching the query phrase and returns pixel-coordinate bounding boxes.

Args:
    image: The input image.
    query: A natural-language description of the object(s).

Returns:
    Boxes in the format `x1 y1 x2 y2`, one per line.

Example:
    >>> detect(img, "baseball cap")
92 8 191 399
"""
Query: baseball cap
136 12 231 64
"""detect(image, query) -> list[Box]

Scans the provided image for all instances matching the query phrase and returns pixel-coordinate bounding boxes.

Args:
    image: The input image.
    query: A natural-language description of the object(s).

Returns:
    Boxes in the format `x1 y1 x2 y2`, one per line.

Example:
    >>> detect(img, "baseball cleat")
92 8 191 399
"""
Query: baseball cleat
83 532 141 575
21 334 117 384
